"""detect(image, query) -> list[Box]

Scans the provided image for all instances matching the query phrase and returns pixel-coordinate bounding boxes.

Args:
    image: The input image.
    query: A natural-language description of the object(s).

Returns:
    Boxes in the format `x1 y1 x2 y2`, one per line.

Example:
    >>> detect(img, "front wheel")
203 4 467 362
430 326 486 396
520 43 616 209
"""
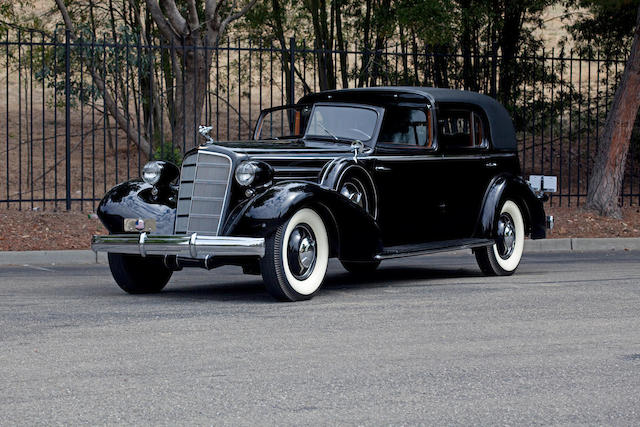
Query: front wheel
260 208 330 301
108 253 172 294
475 200 525 276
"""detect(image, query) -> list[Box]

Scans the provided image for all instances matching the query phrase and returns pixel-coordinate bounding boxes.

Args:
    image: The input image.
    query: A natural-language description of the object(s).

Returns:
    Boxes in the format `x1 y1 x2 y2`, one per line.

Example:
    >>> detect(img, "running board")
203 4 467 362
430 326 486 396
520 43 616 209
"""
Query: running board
375 238 494 260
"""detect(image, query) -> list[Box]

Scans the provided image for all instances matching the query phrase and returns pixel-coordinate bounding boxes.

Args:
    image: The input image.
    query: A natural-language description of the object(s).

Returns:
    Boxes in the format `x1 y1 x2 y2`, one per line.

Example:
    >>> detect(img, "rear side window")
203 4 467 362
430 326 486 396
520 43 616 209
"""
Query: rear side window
438 109 487 149
379 106 433 148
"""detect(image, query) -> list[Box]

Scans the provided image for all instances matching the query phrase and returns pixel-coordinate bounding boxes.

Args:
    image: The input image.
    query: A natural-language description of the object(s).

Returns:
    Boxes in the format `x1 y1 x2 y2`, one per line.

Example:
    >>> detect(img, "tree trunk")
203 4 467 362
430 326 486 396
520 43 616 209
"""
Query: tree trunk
307 0 336 91
459 0 476 91
173 47 210 148
498 1 524 105
585 5 640 218
358 0 372 87
335 0 349 88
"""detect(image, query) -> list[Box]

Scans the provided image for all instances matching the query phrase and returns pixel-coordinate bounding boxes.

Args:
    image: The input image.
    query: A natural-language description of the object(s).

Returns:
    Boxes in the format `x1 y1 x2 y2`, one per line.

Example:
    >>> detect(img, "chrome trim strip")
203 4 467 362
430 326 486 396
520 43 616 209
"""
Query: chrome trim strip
368 153 516 161
272 167 323 173
251 155 348 160
250 152 515 162
231 148 347 153
92 234 266 259
375 239 494 260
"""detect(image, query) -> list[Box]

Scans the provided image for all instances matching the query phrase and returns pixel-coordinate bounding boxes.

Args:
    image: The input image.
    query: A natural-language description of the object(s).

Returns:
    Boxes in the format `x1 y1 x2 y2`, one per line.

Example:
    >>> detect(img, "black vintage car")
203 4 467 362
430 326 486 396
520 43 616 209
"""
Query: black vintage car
92 87 552 301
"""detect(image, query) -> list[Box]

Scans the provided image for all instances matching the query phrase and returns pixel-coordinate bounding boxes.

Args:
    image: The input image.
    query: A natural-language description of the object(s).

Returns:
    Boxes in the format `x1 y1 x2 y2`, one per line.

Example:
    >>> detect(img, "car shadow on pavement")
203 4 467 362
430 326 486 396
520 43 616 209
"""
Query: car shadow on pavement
161 279 274 303
158 265 484 302
323 266 484 290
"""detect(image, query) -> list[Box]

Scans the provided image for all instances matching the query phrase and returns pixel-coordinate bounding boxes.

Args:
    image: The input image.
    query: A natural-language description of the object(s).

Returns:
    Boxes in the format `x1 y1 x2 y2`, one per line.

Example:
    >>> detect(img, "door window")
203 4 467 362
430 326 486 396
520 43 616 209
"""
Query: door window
379 106 432 147
438 109 487 149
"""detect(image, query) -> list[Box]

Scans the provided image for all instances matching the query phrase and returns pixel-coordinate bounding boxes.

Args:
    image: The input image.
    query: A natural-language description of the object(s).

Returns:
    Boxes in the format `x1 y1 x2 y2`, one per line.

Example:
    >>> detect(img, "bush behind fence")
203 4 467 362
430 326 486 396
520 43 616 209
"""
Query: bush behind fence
1 28 638 211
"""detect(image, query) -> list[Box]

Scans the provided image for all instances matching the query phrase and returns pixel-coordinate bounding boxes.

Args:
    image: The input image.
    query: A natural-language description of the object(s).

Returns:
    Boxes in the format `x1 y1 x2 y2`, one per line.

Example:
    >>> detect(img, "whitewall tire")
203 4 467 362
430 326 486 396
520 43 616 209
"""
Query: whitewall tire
260 208 330 301
475 200 525 276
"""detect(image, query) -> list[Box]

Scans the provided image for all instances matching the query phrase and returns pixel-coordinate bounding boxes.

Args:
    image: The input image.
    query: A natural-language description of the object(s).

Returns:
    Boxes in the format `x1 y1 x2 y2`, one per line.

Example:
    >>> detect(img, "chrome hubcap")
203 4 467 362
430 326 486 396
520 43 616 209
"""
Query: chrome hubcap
287 224 317 280
497 213 516 259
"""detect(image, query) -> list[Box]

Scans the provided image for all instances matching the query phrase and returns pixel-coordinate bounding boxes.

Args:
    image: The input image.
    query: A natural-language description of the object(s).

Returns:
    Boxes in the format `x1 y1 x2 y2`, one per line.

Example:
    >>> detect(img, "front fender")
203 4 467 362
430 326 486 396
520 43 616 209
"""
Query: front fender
96 180 177 234
226 181 382 260
474 174 546 240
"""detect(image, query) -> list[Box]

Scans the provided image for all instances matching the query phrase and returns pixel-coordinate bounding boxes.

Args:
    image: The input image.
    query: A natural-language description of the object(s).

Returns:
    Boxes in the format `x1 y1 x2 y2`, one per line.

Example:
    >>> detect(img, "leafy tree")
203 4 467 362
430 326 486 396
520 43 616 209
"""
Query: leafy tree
578 2 640 217
54 0 258 152
564 0 640 59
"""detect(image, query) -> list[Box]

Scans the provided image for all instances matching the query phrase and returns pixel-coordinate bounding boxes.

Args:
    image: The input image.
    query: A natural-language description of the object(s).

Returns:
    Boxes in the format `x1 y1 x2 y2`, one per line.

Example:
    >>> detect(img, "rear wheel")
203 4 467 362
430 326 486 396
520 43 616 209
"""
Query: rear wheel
260 208 330 301
108 253 172 294
475 200 525 276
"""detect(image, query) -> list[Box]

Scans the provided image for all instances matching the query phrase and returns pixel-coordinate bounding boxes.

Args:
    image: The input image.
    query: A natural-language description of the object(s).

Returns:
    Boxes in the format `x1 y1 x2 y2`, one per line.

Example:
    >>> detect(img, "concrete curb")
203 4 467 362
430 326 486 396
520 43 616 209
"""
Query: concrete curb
0 238 639 266
0 250 107 267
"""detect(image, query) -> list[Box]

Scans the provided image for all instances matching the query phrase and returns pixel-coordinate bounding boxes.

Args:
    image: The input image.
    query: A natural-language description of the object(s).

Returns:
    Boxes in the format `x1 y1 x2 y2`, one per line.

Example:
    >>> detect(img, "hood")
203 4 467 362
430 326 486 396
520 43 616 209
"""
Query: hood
199 138 355 155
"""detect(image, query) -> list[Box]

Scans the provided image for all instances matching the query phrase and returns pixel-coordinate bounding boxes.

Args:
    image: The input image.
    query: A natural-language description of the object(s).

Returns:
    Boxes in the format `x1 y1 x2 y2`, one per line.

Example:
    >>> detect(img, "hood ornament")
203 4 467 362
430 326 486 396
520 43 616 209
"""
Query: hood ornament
198 125 215 145
351 140 364 163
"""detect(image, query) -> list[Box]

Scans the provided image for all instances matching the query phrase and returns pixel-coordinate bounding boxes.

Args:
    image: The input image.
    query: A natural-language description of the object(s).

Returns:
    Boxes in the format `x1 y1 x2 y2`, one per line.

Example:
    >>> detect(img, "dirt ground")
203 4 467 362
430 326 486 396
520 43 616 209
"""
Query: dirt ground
1 204 639 251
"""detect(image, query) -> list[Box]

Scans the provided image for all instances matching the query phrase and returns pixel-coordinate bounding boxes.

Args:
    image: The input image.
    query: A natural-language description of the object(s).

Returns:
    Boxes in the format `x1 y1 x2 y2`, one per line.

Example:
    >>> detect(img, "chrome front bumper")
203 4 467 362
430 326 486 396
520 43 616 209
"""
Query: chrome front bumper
91 232 265 259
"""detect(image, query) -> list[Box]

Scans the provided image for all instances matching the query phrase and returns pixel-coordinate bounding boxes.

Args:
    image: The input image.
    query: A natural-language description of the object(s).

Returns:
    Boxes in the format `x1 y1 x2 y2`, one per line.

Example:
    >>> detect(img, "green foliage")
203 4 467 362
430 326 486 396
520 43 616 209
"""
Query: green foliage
152 141 183 167
396 0 455 46
563 0 640 58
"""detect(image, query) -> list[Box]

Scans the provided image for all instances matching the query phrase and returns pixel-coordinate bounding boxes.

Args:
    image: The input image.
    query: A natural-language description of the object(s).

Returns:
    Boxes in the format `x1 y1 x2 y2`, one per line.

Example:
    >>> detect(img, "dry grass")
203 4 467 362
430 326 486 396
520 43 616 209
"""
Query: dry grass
546 205 640 239
0 205 638 251
0 210 106 251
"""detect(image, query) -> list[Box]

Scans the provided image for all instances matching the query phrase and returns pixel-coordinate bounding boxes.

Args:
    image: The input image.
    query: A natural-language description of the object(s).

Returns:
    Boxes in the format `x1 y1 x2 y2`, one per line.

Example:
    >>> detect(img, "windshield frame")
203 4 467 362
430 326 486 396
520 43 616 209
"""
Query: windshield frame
253 104 312 141
302 102 384 147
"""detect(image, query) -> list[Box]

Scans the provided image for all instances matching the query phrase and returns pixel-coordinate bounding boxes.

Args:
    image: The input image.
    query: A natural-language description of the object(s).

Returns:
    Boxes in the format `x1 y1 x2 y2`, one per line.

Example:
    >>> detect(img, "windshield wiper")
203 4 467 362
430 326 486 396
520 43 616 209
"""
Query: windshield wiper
317 122 339 140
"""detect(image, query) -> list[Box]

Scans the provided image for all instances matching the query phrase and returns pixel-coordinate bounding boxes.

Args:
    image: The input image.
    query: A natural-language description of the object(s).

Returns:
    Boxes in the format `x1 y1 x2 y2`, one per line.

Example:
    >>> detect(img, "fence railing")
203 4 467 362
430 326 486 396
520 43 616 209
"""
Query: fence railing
0 28 637 211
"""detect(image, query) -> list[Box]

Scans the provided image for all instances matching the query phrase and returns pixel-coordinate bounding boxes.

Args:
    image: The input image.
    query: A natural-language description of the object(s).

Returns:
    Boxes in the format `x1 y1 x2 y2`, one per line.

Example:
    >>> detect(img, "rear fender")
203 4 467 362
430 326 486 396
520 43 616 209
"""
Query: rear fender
96 180 177 234
226 182 382 260
474 174 546 240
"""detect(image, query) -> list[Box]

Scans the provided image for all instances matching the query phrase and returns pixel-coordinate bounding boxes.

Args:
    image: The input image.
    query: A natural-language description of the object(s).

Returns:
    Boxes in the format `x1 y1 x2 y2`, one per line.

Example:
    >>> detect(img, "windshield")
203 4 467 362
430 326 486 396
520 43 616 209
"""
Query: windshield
255 105 311 140
305 105 378 142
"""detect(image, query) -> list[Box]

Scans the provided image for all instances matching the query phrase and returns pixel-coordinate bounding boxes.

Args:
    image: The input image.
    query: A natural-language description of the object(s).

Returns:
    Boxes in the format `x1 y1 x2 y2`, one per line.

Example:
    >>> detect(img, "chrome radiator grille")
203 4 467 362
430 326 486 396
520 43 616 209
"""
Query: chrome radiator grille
174 151 232 235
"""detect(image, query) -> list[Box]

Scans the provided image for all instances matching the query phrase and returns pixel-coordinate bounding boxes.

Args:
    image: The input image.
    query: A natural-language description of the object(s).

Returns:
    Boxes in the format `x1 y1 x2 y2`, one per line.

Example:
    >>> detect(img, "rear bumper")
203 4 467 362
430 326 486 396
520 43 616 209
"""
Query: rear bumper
546 215 554 230
91 232 265 259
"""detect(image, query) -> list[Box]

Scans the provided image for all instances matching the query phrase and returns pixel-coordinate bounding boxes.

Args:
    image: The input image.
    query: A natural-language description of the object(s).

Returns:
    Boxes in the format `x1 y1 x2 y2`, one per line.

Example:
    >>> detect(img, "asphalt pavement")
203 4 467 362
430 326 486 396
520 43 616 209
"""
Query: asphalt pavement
1 250 639 425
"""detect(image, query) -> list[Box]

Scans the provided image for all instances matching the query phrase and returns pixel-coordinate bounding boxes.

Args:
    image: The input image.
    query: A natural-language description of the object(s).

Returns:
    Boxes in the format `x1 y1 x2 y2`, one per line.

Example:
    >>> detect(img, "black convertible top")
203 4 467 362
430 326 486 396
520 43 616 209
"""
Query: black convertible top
299 86 517 151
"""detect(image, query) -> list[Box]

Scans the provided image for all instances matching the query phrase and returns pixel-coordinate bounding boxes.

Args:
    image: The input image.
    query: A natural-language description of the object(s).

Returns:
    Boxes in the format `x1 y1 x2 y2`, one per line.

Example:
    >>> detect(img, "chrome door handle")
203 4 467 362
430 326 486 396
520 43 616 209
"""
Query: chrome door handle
375 166 392 172
485 162 497 168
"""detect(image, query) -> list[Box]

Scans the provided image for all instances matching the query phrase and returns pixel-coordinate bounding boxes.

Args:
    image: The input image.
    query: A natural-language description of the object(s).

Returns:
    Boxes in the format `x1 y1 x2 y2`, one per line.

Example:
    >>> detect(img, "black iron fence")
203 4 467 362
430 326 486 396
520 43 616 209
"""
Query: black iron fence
0 28 638 211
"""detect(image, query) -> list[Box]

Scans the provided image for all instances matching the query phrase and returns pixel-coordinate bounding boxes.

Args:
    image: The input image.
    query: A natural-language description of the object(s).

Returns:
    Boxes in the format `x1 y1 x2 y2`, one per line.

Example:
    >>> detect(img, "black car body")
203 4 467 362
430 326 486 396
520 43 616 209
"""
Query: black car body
92 87 551 301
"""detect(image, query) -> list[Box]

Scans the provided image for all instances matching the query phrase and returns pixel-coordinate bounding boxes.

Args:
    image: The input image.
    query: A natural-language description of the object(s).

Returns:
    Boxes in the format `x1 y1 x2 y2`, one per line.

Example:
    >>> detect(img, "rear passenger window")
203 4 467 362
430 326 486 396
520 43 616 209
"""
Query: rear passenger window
438 109 487 149
379 106 432 147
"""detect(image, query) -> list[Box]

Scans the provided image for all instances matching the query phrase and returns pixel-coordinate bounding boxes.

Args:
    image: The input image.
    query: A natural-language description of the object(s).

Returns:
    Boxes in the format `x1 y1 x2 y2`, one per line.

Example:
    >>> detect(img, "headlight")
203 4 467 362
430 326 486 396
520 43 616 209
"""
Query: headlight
235 161 259 186
142 161 179 186
142 162 162 185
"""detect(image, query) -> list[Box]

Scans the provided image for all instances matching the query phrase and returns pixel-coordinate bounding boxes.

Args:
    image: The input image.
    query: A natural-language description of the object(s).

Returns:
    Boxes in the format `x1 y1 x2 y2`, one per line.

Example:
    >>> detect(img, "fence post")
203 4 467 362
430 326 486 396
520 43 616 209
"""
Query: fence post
289 37 295 105
64 29 72 210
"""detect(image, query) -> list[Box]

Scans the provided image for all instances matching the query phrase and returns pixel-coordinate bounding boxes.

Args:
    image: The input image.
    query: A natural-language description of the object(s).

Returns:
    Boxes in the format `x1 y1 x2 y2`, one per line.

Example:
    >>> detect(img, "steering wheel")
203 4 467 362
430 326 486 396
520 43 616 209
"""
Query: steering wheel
348 128 371 140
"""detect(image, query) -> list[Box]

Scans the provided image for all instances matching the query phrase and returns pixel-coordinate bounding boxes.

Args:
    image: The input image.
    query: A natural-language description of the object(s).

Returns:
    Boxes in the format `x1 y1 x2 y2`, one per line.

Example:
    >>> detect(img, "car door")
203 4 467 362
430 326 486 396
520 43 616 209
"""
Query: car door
437 106 495 238
371 105 446 246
